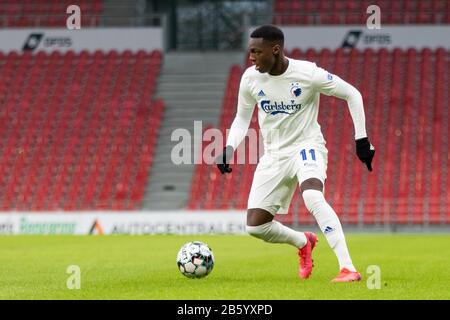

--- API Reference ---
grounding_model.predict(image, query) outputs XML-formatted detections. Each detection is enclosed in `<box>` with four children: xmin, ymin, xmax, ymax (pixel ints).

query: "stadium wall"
<box><xmin>1</xmin><ymin>212</ymin><xmax>448</xmax><ymax>235</ymax></box>
<box><xmin>0</xmin><ymin>211</ymin><xmax>246</xmax><ymax>235</ymax></box>
<box><xmin>247</xmin><ymin>25</ymin><xmax>450</xmax><ymax>50</ymax></box>
<box><xmin>0</xmin><ymin>27</ymin><xmax>163</xmax><ymax>53</ymax></box>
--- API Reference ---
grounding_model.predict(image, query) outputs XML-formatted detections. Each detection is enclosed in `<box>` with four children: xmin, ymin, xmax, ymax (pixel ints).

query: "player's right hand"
<box><xmin>215</xmin><ymin>146</ymin><xmax>234</xmax><ymax>174</ymax></box>
<box><xmin>355</xmin><ymin>137</ymin><xmax>375</xmax><ymax>172</ymax></box>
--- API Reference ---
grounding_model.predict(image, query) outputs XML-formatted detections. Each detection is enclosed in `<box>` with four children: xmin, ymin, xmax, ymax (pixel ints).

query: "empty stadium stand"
<box><xmin>0</xmin><ymin>0</ymin><xmax>104</xmax><ymax>27</ymax></box>
<box><xmin>143</xmin><ymin>52</ymin><xmax>243</xmax><ymax>210</ymax></box>
<box><xmin>273</xmin><ymin>0</ymin><xmax>450</xmax><ymax>25</ymax></box>
<box><xmin>0</xmin><ymin>49</ymin><xmax>163</xmax><ymax>210</ymax></box>
<box><xmin>188</xmin><ymin>47</ymin><xmax>450</xmax><ymax>225</ymax></box>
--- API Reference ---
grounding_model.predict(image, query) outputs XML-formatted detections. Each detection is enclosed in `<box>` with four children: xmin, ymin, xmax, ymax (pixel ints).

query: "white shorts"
<box><xmin>247</xmin><ymin>144</ymin><xmax>328</xmax><ymax>215</ymax></box>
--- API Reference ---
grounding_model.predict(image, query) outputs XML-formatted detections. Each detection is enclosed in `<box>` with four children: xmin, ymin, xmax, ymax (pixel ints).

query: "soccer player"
<box><xmin>216</xmin><ymin>25</ymin><xmax>375</xmax><ymax>282</ymax></box>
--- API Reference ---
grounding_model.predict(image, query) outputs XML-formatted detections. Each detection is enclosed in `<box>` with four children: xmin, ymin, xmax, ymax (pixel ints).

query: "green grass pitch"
<box><xmin>0</xmin><ymin>234</ymin><xmax>449</xmax><ymax>300</ymax></box>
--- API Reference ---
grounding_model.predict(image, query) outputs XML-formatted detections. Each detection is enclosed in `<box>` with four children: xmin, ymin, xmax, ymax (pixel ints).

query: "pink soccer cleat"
<box><xmin>331</xmin><ymin>268</ymin><xmax>362</xmax><ymax>283</ymax></box>
<box><xmin>298</xmin><ymin>232</ymin><xmax>318</xmax><ymax>279</ymax></box>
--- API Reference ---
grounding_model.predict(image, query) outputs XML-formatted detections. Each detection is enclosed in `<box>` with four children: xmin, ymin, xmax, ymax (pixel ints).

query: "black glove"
<box><xmin>356</xmin><ymin>137</ymin><xmax>375</xmax><ymax>172</ymax></box>
<box><xmin>215</xmin><ymin>146</ymin><xmax>234</xmax><ymax>174</ymax></box>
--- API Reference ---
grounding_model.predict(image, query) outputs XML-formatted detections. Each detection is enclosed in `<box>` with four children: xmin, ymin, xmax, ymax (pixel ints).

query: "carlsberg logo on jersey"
<box><xmin>260</xmin><ymin>100</ymin><xmax>302</xmax><ymax>115</ymax></box>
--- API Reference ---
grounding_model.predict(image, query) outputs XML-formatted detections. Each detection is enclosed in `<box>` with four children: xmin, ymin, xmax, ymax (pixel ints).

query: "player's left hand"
<box><xmin>215</xmin><ymin>146</ymin><xmax>234</xmax><ymax>174</ymax></box>
<box><xmin>355</xmin><ymin>137</ymin><xmax>375</xmax><ymax>172</ymax></box>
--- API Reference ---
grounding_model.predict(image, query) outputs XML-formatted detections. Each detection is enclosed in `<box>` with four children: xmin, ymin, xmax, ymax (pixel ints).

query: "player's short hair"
<box><xmin>250</xmin><ymin>25</ymin><xmax>284</xmax><ymax>46</ymax></box>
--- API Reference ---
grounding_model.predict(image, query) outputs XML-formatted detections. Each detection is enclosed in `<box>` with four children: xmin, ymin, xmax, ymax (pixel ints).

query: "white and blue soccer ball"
<box><xmin>176</xmin><ymin>241</ymin><xmax>214</xmax><ymax>278</ymax></box>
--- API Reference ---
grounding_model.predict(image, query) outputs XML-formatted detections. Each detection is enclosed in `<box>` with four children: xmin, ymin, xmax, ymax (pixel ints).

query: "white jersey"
<box><xmin>226</xmin><ymin>57</ymin><xmax>367</xmax><ymax>156</ymax></box>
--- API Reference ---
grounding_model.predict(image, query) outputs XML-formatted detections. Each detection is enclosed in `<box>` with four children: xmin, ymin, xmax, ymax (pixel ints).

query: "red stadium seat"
<box><xmin>0</xmin><ymin>0</ymin><xmax>104</xmax><ymax>27</ymax></box>
<box><xmin>0</xmin><ymin>49</ymin><xmax>164</xmax><ymax>211</ymax></box>
<box><xmin>272</xmin><ymin>0</ymin><xmax>449</xmax><ymax>25</ymax></box>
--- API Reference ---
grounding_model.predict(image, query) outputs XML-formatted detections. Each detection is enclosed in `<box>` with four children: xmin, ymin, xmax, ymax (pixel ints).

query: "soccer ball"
<box><xmin>176</xmin><ymin>241</ymin><xmax>214</xmax><ymax>278</ymax></box>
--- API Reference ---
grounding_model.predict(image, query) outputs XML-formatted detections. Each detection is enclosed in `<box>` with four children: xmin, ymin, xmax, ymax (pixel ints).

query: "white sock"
<box><xmin>246</xmin><ymin>221</ymin><xmax>307</xmax><ymax>249</ymax></box>
<box><xmin>303</xmin><ymin>189</ymin><xmax>356</xmax><ymax>272</ymax></box>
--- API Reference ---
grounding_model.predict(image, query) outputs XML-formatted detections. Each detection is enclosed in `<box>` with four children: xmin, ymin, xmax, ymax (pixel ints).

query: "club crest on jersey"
<box><xmin>260</xmin><ymin>100</ymin><xmax>302</xmax><ymax>115</ymax></box>
<box><xmin>290</xmin><ymin>83</ymin><xmax>302</xmax><ymax>98</ymax></box>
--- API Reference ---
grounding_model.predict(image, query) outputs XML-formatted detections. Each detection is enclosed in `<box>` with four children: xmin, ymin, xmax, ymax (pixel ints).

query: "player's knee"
<box><xmin>246</xmin><ymin>222</ymin><xmax>271</xmax><ymax>240</ymax></box>
<box><xmin>302</xmin><ymin>189</ymin><xmax>325</xmax><ymax>213</ymax></box>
